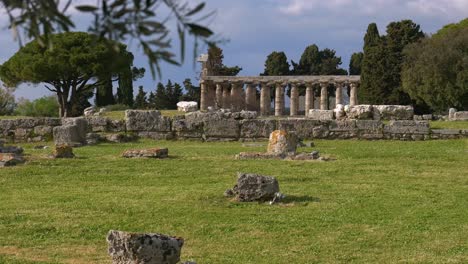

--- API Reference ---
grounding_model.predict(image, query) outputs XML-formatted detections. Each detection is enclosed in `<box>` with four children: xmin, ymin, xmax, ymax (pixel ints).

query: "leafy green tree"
<box><xmin>433</xmin><ymin>18</ymin><xmax>468</xmax><ymax>38</ymax></box>
<box><xmin>154</xmin><ymin>82</ymin><xmax>168</xmax><ymax>109</ymax></box>
<box><xmin>171</xmin><ymin>82</ymin><xmax>184</xmax><ymax>108</ymax></box>
<box><xmin>207</xmin><ymin>45</ymin><xmax>242</xmax><ymax>76</ymax></box>
<box><xmin>402</xmin><ymin>26</ymin><xmax>468</xmax><ymax>113</ymax></box>
<box><xmin>180</xmin><ymin>78</ymin><xmax>200</xmax><ymax>104</ymax></box>
<box><xmin>0</xmin><ymin>32</ymin><xmax>132</xmax><ymax>117</ymax></box>
<box><xmin>14</xmin><ymin>96</ymin><xmax>59</xmax><ymax>117</ymax></box>
<box><xmin>134</xmin><ymin>86</ymin><xmax>148</xmax><ymax>109</ymax></box>
<box><xmin>0</xmin><ymin>87</ymin><xmax>15</xmax><ymax>115</ymax></box>
<box><xmin>1</xmin><ymin>0</ymin><xmax>216</xmax><ymax>78</ymax></box>
<box><xmin>263</xmin><ymin>51</ymin><xmax>290</xmax><ymax>76</ymax></box>
<box><xmin>349</xmin><ymin>52</ymin><xmax>363</xmax><ymax>75</ymax></box>
<box><xmin>384</xmin><ymin>20</ymin><xmax>425</xmax><ymax>104</ymax></box>
<box><xmin>291</xmin><ymin>45</ymin><xmax>321</xmax><ymax>75</ymax></box>
<box><xmin>360</xmin><ymin>21</ymin><xmax>424</xmax><ymax>105</ymax></box>
<box><xmin>147</xmin><ymin>91</ymin><xmax>157</xmax><ymax>109</ymax></box>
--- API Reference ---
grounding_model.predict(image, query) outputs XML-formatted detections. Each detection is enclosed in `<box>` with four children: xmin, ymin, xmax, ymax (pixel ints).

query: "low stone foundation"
<box><xmin>1</xmin><ymin>109</ymin><xmax>467</xmax><ymax>143</ymax></box>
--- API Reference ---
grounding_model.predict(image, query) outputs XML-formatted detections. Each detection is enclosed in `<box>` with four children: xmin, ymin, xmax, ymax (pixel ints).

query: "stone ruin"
<box><xmin>52</xmin><ymin>144</ymin><xmax>75</xmax><ymax>159</ymax></box>
<box><xmin>449</xmin><ymin>108</ymin><xmax>468</xmax><ymax>121</ymax></box>
<box><xmin>225</xmin><ymin>173</ymin><xmax>281</xmax><ymax>203</ymax></box>
<box><xmin>237</xmin><ymin>130</ymin><xmax>328</xmax><ymax>161</ymax></box>
<box><xmin>122</xmin><ymin>148</ymin><xmax>168</xmax><ymax>159</ymax></box>
<box><xmin>0</xmin><ymin>140</ymin><xmax>25</xmax><ymax>167</ymax></box>
<box><xmin>107</xmin><ymin>230</ymin><xmax>184</xmax><ymax>264</ymax></box>
<box><xmin>177</xmin><ymin>101</ymin><xmax>198</xmax><ymax>112</ymax></box>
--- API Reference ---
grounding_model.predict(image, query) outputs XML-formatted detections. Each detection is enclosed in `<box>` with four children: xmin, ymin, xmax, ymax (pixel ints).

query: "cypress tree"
<box><xmin>117</xmin><ymin>66</ymin><xmax>134</xmax><ymax>107</ymax></box>
<box><xmin>349</xmin><ymin>52</ymin><xmax>363</xmax><ymax>75</ymax></box>
<box><xmin>95</xmin><ymin>75</ymin><xmax>115</xmax><ymax>107</ymax></box>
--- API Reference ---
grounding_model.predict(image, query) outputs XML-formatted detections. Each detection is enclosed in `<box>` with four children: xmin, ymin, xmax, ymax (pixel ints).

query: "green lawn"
<box><xmin>429</xmin><ymin>120</ymin><xmax>468</xmax><ymax>130</ymax></box>
<box><xmin>0</xmin><ymin>139</ymin><xmax>467</xmax><ymax>263</ymax></box>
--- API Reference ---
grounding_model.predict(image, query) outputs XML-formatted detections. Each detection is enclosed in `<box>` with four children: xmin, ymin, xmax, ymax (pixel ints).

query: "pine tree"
<box><xmin>154</xmin><ymin>82</ymin><xmax>167</xmax><ymax>110</ymax></box>
<box><xmin>134</xmin><ymin>86</ymin><xmax>147</xmax><ymax>109</ymax></box>
<box><xmin>147</xmin><ymin>91</ymin><xmax>157</xmax><ymax>109</ymax></box>
<box><xmin>171</xmin><ymin>82</ymin><xmax>183</xmax><ymax>109</ymax></box>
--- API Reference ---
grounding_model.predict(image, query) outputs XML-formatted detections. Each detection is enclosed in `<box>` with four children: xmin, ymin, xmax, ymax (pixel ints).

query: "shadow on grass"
<box><xmin>282</xmin><ymin>195</ymin><xmax>320</xmax><ymax>203</ymax></box>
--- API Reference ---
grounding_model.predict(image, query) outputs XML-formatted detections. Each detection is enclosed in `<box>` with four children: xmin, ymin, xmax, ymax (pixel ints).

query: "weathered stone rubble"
<box><xmin>225</xmin><ymin>173</ymin><xmax>280</xmax><ymax>202</ymax></box>
<box><xmin>107</xmin><ymin>230</ymin><xmax>184</xmax><ymax>264</ymax></box>
<box><xmin>52</xmin><ymin>144</ymin><xmax>75</xmax><ymax>159</ymax></box>
<box><xmin>0</xmin><ymin>141</ymin><xmax>25</xmax><ymax>167</ymax></box>
<box><xmin>122</xmin><ymin>148</ymin><xmax>168</xmax><ymax>158</ymax></box>
<box><xmin>1</xmin><ymin>109</ymin><xmax>467</xmax><ymax>143</ymax></box>
<box><xmin>53</xmin><ymin>117</ymin><xmax>88</xmax><ymax>146</ymax></box>
<box><xmin>449</xmin><ymin>108</ymin><xmax>468</xmax><ymax>121</ymax></box>
<box><xmin>177</xmin><ymin>101</ymin><xmax>198</xmax><ymax>112</ymax></box>
<box><xmin>0</xmin><ymin>153</ymin><xmax>25</xmax><ymax>167</ymax></box>
<box><xmin>237</xmin><ymin>130</ymin><xmax>325</xmax><ymax>161</ymax></box>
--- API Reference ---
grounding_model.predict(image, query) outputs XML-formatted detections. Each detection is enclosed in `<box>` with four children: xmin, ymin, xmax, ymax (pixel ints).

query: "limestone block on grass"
<box><xmin>125</xmin><ymin>110</ymin><xmax>171</xmax><ymax>132</ymax></box>
<box><xmin>122</xmin><ymin>148</ymin><xmax>168</xmax><ymax>158</ymax></box>
<box><xmin>62</xmin><ymin>117</ymin><xmax>88</xmax><ymax>136</ymax></box>
<box><xmin>373</xmin><ymin>105</ymin><xmax>414</xmax><ymax>120</ymax></box>
<box><xmin>107</xmin><ymin>230</ymin><xmax>184</xmax><ymax>264</ymax></box>
<box><xmin>53</xmin><ymin>125</ymin><xmax>86</xmax><ymax>146</ymax></box>
<box><xmin>240</xmin><ymin>119</ymin><xmax>276</xmax><ymax>138</ymax></box>
<box><xmin>177</xmin><ymin>101</ymin><xmax>198</xmax><ymax>112</ymax></box>
<box><xmin>347</xmin><ymin>105</ymin><xmax>374</xmax><ymax>120</ymax></box>
<box><xmin>384</xmin><ymin>120</ymin><xmax>430</xmax><ymax>134</ymax></box>
<box><xmin>0</xmin><ymin>153</ymin><xmax>25</xmax><ymax>167</ymax></box>
<box><xmin>229</xmin><ymin>173</ymin><xmax>280</xmax><ymax>202</ymax></box>
<box><xmin>52</xmin><ymin>145</ymin><xmax>75</xmax><ymax>159</ymax></box>
<box><xmin>267</xmin><ymin>130</ymin><xmax>297</xmax><ymax>155</ymax></box>
<box><xmin>453</xmin><ymin>111</ymin><xmax>468</xmax><ymax>121</ymax></box>
<box><xmin>308</xmin><ymin>109</ymin><xmax>334</xmax><ymax>120</ymax></box>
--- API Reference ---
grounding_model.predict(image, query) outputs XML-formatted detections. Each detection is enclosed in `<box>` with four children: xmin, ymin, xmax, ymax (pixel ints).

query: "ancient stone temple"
<box><xmin>197</xmin><ymin>54</ymin><xmax>361</xmax><ymax>116</ymax></box>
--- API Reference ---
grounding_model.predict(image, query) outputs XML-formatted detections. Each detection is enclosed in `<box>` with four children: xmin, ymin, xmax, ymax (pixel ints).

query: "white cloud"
<box><xmin>278</xmin><ymin>0</ymin><xmax>468</xmax><ymax>17</ymax></box>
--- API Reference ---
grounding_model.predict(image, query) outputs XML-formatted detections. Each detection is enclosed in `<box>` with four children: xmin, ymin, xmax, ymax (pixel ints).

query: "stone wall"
<box><xmin>1</xmin><ymin>110</ymin><xmax>467</xmax><ymax>143</ymax></box>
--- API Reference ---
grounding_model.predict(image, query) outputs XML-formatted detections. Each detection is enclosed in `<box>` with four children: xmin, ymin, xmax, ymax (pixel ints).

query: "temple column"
<box><xmin>222</xmin><ymin>84</ymin><xmax>230</xmax><ymax>109</ymax></box>
<box><xmin>335</xmin><ymin>82</ymin><xmax>343</xmax><ymax>106</ymax></box>
<box><xmin>350</xmin><ymin>82</ymin><xmax>358</xmax><ymax>106</ymax></box>
<box><xmin>260</xmin><ymin>84</ymin><xmax>271</xmax><ymax>116</ymax></box>
<box><xmin>207</xmin><ymin>82</ymin><xmax>216</xmax><ymax>108</ymax></box>
<box><xmin>305</xmin><ymin>83</ymin><xmax>314</xmax><ymax>115</ymax></box>
<box><xmin>245</xmin><ymin>83</ymin><xmax>256</xmax><ymax>111</ymax></box>
<box><xmin>230</xmin><ymin>82</ymin><xmax>243</xmax><ymax>111</ymax></box>
<box><xmin>320</xmin><ymin>82</ymin><xmax>328</xmax><ymax>110</ymax></box>
<box><xmin>215</xmin><ymin>83</ymin><xmax>223</xmax><ymax>109</ymax></box>
<box><xmin>200</xmin><ymin>80</ymin><xmax>208</xmax><ymax>111</ymax></box>
<box><xmin>275</xmin><ymin>83</ymin><xmax>285</xmax><ymax>116</ymax></box>
<box><xmin>290</xmin><ymin>83</ymin><xmax>299</xmax><ymax>116</ymax></box>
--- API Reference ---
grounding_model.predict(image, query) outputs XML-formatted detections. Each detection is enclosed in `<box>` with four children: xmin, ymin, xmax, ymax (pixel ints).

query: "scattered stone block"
<box><xmin>453</xmin><ymin>111</ymin><xmax>468</xmax><ymax>121</ymax></box>
<box><xmin>226</xmin><ymin>173</ymin><xmax>280</xmax><ymax>202</ymax></box>
<box><xmin>308</xmin><ymin>109</ymin><xmax>334</xmax><ymax>120</ymax></box>
<box><xmin>267</xmin><ymin>130</ymin><xmax>297</xmax><ymax>155</ymax></box>
<box><xmin>236</xmin><ymin>152</ymin><xmax>283</xmax><ymax>160</ymax></box>
<box><xmin>0</xmin><ymin>153</ymin><xmax>25</xmax><ymax>167</ymax></box>
<box><xmin>373</xmin><ymin>105</ymin><xmax>414</xmax><ymax>120</ymax></box>
<box><xmin>52</xmin><ymin>145</ymin><xmax>75</xmax><ymax>159</ymax></box>
<box><xmin>107</xmin><ymin>230</ymin><xmax>184</xmax><ymax>264</ymax></box>
<box><xmin>177</xmin><ymin>101</ymin><xmax>198</xmax><ymax>112</ymax></box>
<box><xmin>334</xmin><ymin>104</ymin><xmax>346</xmax><ymax>120</ymax></box>
<box><xmin>84</xmin><ymin>106</ymin><xmax>97</xmax><ymax>117</ymax></box>
<box><xmin>347</xmin><ymin>105</ymin><xmax>374</xmax><ymax>120</ymax></box>
<box><xmin>0</xmin><ymin>145</ymin><xmax>23</xmax><ymax>154</ymax></box>
<box><xmin>122</xmin><ymin>148</ymin><xmax>168</xmax><ymax>158</ymax></box>
<box><xmin>53</xmin><ymin>125</ymin><xmax>83</xmax><ymax>146</ymax></box>
<box><xmin>125</xmin><ymin>110</ymin><xmax>172</xmax><ymax>132</ymax></box>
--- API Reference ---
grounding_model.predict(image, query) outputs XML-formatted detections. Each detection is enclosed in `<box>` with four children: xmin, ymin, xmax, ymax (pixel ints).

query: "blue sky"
<box><xmin>1</xmin><ymin>0</ymin><xmax>467</xmax><ymax>100</ymax></box>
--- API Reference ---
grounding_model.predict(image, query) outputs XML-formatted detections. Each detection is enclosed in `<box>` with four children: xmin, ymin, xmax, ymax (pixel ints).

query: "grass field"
<box><xmin>0</xmin><ymin>139</ymin><xmax>467</xmax><ymax>263</ymax></box>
